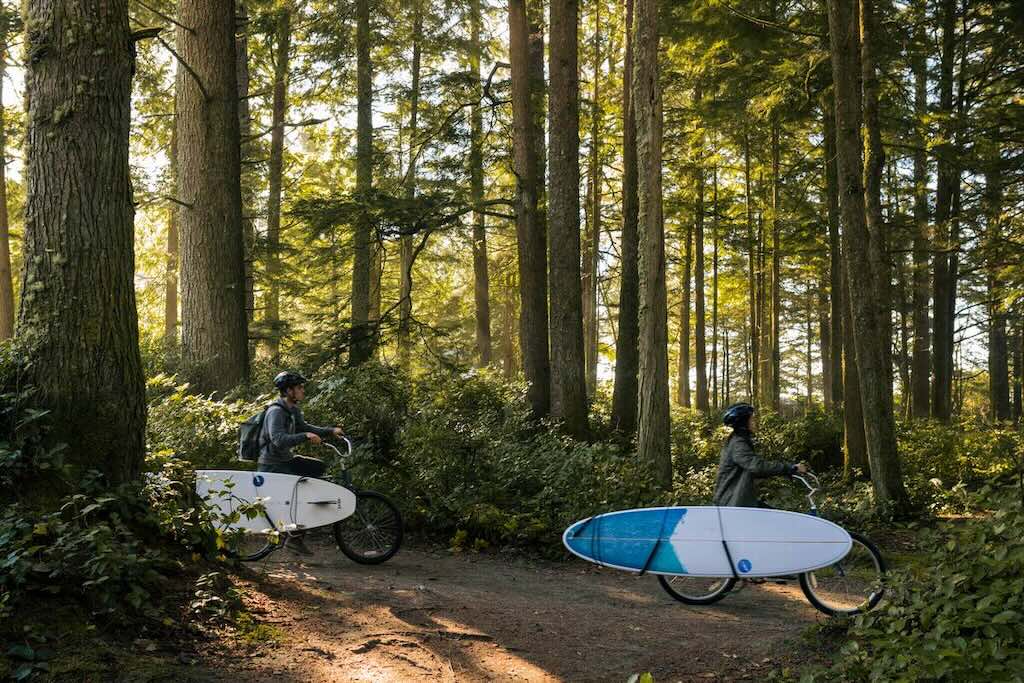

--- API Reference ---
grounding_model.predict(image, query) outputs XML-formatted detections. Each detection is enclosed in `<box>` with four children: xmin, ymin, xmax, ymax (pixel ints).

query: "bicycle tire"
<box><xmin>658</xmin><ymin>575</ymin><xmax>737</xmax><ymax>605</ymax></box>
<box><xmin>223</xmin><ymin>516</ymin><xmax>279</xmax><ymax>562</ymax></box>
<box><xmin>799</xmin><ymin>531</ymin><xmax>886</xmax><ymax>617</ymax></box>
<box><xmin>333</xmin><ymin>491</ymin><xmax>403</xmax><ymax>565</ymax></box>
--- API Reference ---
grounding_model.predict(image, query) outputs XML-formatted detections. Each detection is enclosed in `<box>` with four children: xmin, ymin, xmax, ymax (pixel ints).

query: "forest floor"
<box><xmin>184</xmin><ymin>533</ymin><xmax>832</xmax><ymax>682</ymax></box>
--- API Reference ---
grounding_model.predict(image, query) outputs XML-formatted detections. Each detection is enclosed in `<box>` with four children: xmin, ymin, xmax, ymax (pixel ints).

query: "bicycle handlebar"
<box><xmin>320</xmin><ymin>435</ymin><xmax>353</xmax><ymax>461</ymax></box>
<box><xmin>791</xmin><ymin>471</ymin><xmax>820</xmax><ymax>511</ymax></box>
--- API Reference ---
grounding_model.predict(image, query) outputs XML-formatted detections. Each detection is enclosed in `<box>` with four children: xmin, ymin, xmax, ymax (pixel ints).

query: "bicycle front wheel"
<box><xmin>658</xmin><ymin>575</ymin><xmax>737</xmax><ymax>605</ymax></box>
<box><xmin>800</xmin><ymin>531</ymin><xmax>886</xmax><ymax>617</ymax></box>
<box><xmin>333</xmin><ymin>491</ymin><xmax>403</xmax><ymax>565</ymax></box>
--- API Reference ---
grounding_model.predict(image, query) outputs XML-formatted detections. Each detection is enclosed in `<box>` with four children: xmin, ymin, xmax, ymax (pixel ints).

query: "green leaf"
<box><xmin>992</xmin><ymin>610</ymin><xmax>1020</xmax><ymax>624</ymax></box>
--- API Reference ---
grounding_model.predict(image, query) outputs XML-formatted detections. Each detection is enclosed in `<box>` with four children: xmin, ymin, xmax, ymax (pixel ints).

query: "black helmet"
<box><xmin>273</xmin><ymin>371</ymin><xmax>307</xmax><ymax>392</ymax></box>
<box><xmin>722</xmin><ymin>402</ymin><xmax>755</xmax><ymax>428</ymax></box>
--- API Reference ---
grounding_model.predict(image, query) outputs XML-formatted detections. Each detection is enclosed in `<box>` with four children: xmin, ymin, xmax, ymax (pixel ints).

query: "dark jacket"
<box><xmin>258</xmin><ymin>399</ymin><xmax>334</xmax><ymax>465</ymax></box>
<box><xmin>711</xmin><ymin>430</ymin><xmax>795</xmax><ymax>507</ymax></box>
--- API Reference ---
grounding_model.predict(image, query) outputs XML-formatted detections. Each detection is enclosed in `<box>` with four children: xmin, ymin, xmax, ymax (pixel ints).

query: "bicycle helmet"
<box><xmin>273</xmin><ymin>371</ymin><xmax>308</xmax><ymax>392</ymax></box>
<box><xmin>722</xmin><ymin>402</ymin><xmax>755</xmax><ymax>428</ymax></box>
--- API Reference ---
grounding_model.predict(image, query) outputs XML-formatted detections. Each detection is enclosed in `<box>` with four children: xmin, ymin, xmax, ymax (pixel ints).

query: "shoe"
<box><xmin>284</xmin><ymin>534</ymin><xmax>313</xmax><ymax>556</ymax></box>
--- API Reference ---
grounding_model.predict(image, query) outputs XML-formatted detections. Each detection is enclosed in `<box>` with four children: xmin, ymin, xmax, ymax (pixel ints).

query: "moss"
<box><xmin>234</xmin><ymin>612</ymin><xmax>283</xmax><ymax>646</ymax></box>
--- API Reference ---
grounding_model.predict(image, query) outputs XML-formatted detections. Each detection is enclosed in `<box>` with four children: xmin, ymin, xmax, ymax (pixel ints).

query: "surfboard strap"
<box><xmin>715</xmin><ymin>506</ymin><xmax>741</xmax><ymax>579</ymax></box>
<box><xmin>638</xmin><ymin>507</ymin><xmax>673</xmax><ymax>577</ymax></box>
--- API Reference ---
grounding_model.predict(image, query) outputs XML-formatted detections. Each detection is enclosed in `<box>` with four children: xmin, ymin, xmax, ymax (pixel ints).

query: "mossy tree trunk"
<box><xmin>18</xmin><ymin>0</ymin><xmax>145</xmax><ymax>484</ymax></box>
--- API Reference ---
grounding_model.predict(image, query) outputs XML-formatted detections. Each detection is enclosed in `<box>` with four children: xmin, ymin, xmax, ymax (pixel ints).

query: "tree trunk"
<box><xmin>399</xmin><ymin>0</ymin><xmax>422</xmax><ymax>364</ymax></box>
<box><xmin>828</xmin><ymin>0</ymin><xmax>906</xmax><ymax>506</ymax></box>
<box><xmin>744</xmin><ymin>130</ymin><xmax>759</xmax><ymax>404</ymax></box>
<box><xmin>986</xmin><ymin>161</ymin><xmax>1010</xmax><ymax>421</ymax></box>
<box><xmin>165</xmin><ymin>108</ymin><xmax>179</xmax><ymax>351</ymax></box>
<box><xmin>634</xmin><ymin>0</ymin><xmax>671</xmax><ymax>489</ymax></box>
<box><xmin>509</xmin><ymin>0</ymin><xmax>550</xmax><ymax>417</ymax></box>
<box><xmin>843</xmin><ymin>273</ymin><xmax>869</xmax><ymax>475</ymax></box>
<box><xmin>931</xmin><ymin>0</ymin><xmax>958</xmax><ymax>421</ymax></box>
<box><xmin>548</xmin><ymin>0</ymin><xmax>588</xmax><ymax>437</ymax></box>
<box><xmin>806</xmin><ymin>289</ymin><xmax>814</xmax><ymax>407</ymax></box>
<box><xmin>582</xmin><ymin>0</ymin><xmax>601</xmax><ymax>396</ymax></box>
<box><xmin>0</xmin><ymin>38</ymin><xmax>13</xmax><ymax>340</ymax></box>
<box><xmin>265</xmin><ymin>7</ymin><xmax>290</xmax><ymax>363</ymax></box>
<box><xmin>694</xmin><ymin>94</ymin><xmax>708</xmax><ymax>412</ymax></box>
<box><xmin>768</xmin><ymin>120</ymin><xmax>781</xmax><ymax>411</ymax></box>
<box><xmin>470</xmin><ymin>0</ymin><xmax>492</xmax><ymax>367</ymax></box>
<box><xmin>237</xmin><ymin>3</ymin><xmax>255</xmax><ymax>332</ymax></box>
<box><xmin>178</xmin><ymin>0</ymin><xmax>249</xmax><ymax>393</ymax></box>
<box><xmin>18</xmin><ymin>0</ymin><xmax>145</xmax><ymax>483</ymax></box>
<box><xmin>678</xmin><ymin>222</ymin><xmax>691</xmax><ymax>407</ymax></box>
<box><xmin>611</xmin><ymin>0</ymin><xmax>640</xmax><ymax>433</ymax></box>
<box><xmin>910</xmin><ymin>19</ymin><xmax>931</xmax><ymax>418</ymax></box>
<box><xmin>711</xmin><ymin>163</ymin><xmax>719</xmax><ymax>410</ymax></box>
<box><xmin>860</xmin><ymin>0</ymin><xmax>892</xmax><ymax>396</ymax></box>
<box><xmin>1013</xmin><ymin>321</ymin><xmax>1022</xmax><ymax>424</ymax></box>
<box><xmin>349</xmin><ymin>0</ymin><xmax>375</xmax><ymax>366</ymax></box>
<box><xmin>819</xmin><ymin>270</ymin><xmax>831</xmax><ymax>408</ymax></box>
<box><xmin>824</xmin><ymin>98</ymin><xmax>844</xmax><ymax>407</ymax></box>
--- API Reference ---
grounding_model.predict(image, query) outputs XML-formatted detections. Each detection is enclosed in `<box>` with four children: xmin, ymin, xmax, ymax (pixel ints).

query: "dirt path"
<box><xmin>195</xmin><ymin>536</ymin><xmax>826</xmax><ymax>682</ymax></box>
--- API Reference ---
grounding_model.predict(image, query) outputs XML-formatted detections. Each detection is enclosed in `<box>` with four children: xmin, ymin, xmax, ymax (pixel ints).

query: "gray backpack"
<box><xmin>237</xmin><ymin>404</ymin><xmax>283</xmax><ymax>461</ymax></box>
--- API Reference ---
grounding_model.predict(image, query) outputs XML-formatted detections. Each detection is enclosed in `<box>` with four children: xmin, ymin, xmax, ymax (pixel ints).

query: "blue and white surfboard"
<box><xmin>563</xmin><ymin>506</ymin><xmax>852</xmax><ymax>578</ymax></box>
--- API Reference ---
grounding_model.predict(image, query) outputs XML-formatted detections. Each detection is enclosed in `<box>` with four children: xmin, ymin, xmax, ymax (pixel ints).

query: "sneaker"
<box><xmin>284</xmin><ymin>534</ymin><xmax>313</xmax><ymax>556</ymax></box>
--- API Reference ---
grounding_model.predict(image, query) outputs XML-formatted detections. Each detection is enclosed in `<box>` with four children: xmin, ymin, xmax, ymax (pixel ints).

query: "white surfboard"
<box><xmin>563</xmin><ymin>506</ymin><xmax>852</xmax><ymax>578</ymax></box>
<box><xmin>196</xmin><ymin>470</ymin><xmax>357</xmax><ymax>533</ymax></box>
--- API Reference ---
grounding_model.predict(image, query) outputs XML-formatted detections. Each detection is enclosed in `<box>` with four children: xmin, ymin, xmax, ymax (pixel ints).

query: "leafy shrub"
<box><xmin>798</xmin><ymin>483</ymin><xmax>1024</xmax><ymax>682</ymax></box>
<box><xmin>146</xmin><ymin>374</ymin><xmax>265</xmax><ymax>471</ymax></box>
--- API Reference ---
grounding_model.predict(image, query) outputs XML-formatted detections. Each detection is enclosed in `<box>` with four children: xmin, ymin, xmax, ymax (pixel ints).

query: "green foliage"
<box><xmin>796</xmin><ymin>484</ymin><xmax>1024</xmax><ymax>682</ymax></box>
<box><xmin>146</xmin><ymin>374</ymin><xmax>266</xmax><ymax>471</ymax></box>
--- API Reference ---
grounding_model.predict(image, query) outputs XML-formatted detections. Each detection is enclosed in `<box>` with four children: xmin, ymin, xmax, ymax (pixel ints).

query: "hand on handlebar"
<box><xmin>305</xmin><ymin>432</ymin><xmax>323</xmax><ymax>444</ymax></box>
<box><xmin>794</xmin><ymin>462</ymin><xmax>809</xmax><ymax>474</ymax></box>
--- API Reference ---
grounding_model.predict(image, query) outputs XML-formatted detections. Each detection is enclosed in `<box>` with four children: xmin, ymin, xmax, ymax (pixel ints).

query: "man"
<box><xmin>258</xmin><ymin>371</ymin><xmax>345</xmax><ymax>554</ymax></box>
<box><xmin>711</xmin><ymin>402</ymin><xmax>807</xmax><ymax>508</ymax></box>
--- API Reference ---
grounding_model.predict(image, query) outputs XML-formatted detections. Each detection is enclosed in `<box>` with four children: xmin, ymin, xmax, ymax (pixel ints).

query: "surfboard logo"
<box><xmin>737</xmin><ymin>559</ymin><xmax>752</xmax><ymax>573</ymax></box>
<box><xmin>253</xmin><ymin>475</ymin><xmax>265</xmax><ymax>487</ymax></box>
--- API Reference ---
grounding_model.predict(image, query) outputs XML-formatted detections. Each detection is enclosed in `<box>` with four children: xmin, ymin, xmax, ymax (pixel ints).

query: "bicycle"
<box><xmin>657</xmin><ymin>472</ymin><xmax>886</xmax><ymax>617</ymax></box>
<box><xmin>227</xmin><ymin>436</ymin><xmax>403</xmax><ymax>565</ymax></box>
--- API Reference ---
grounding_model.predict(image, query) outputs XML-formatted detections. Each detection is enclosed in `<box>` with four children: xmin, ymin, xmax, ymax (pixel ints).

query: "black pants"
<box><xmin>257</xmin><ymin>455</ymin><xmax>326</xmax><ymax>478</ymax></box>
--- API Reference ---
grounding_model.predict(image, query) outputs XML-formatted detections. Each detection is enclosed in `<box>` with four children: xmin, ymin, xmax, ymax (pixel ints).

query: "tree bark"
<box><xmin>678</xmin><ymin>221</ymin><xmax>691</xmax><ymax>407</ymax></box>
<box><xmin>349</xmin><ymin>0</ymin><xmax>375</xmax><ymax>366</ymax></box>
<box><xmin>165</xmin><ymin>107</ymin><xmax>179</xmax><ymax>351</ymax></box>
<box><xmin>843</xmin><ymin>272</ymin><xmax>869</xmax><ymax>474</ymax></box>
<box><xmin>509</xmin><ymin>0</ymin><xmax>550</xmax><ymax>417</ymax></box>
<box><xmin>18</xmin><ymin>0</ymin><xmax>145</xmax><ymax>483</ymax></box>
<box><xmin>910</xmin><ymin>17</ymin><xmax>931</xmax><ymax>418</ymax></box>
<box><xmin>694</xmin><ymin>92</ymin><xmax>708</xmax><ymax>412</ymax></box>
<box><xmin>399</xmin><ymin>0</ymin><xmax>422</xmax><ymax>364</ymax></box>
<box><xmin>711</xmin><ymin>163</ymin><xmax>719</xmax><ymax>410</ymax></box>
<box><xmin>824</xmin><ymin>98</ymin><xmax>844</xmax><ymax>407</ymax></box>
<box><xmin>265</xmin><ymin>7</ymin><xmax>290</xmax><ymax>363</ymax></box>
<box><xmin>547</xmin><ymin>0</ymin><xmax>588</xmax><ymax>436</ymax></box>
<box><xmin>470</xmin><ymin>0</ymin><xmax>492</xmax><ymax>367</ymax></box>
<box><xmin>611</xmin><ymin>0</ymin><xmax>640</xmax><ymax>433</ymax></box>
<box><xmin>0</xmin><ymin>37</ymin><xmax>13</xmax><ymax>340</ymax></box>
<box><xmin>744</xmin><ymin>129</ymin><xmax>759</xmax><ymax>404</ymax></box>
<box><xmin>178</xmin><ymin>0</ymin><xmax>249</xmax><ymax>393</ymax></box>
<box><xmin>931</xmin><ymin>0</ymin><xmax>958</xmax><ymax>421</ymax></box>
<box><xmin>768</xmin><ymin>120</ymin><xmax>781</xmax><ymax>411</ymax></box>
<box><xmin>237</xmin><ymin>3</ymin><xmax>255</xmax><ymax>332</ymax></box>
<box><xmin>828</xmin><ymin>0</ymin><xmax>906</xmax><ymax>506</ymax></box>
<box><xmin>582</xmin><ymin>0</ymin><xmax>601</xmax><ymax>396</ymax></box>
<box><xmin>860</xmin><ymin>0</ymin><xmax>892</xmax><ymax>397</ymax></box>
<box><xmin>1013</xmin><ymin>321</ymin><xmax>1022</xmax><ymax>424</ymax></box>
<box><xmin>634</xmin><ymin>0</ymin><xmax>671</xmax><ymax>489</ymax></box>
<box><xmin>986</xmin><ymin>160</ymin><xmax>1010</xmax><ymax>421</ymax></box>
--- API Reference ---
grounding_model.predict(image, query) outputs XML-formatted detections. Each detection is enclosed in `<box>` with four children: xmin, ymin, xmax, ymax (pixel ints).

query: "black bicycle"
<box><xmin>228</xmin><ymin>437</ymin><xmax>403</xmax><ymax>565</ymax></box>
<box><xmin>657</xmin><ymin>473</ymin><xmax>886</xmax><ymax>617</ymax></box>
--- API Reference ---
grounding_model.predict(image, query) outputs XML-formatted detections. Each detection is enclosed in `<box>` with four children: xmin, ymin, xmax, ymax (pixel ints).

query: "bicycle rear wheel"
<box><xmin>658</xmin><ymin>575</ymin><xmax>737</xmax><ymax>605</ymax></box>
<box><xmin>223</xmin><ymin>527</ymin><xmax>278</xmax><ymax>562</ymax></box>
<box><xmin>333</xmin><ymin>491</ymin><xmax>403</xmax><ymax>565</ymax></box>
<box><xmin>799</xmin><ymin>531</ymin><xmax>886</xmax><ymax>616</ymax></box>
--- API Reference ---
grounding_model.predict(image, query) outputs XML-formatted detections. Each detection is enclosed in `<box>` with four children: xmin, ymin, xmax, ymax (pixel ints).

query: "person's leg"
<box><xmin>284</xmin><ymin>455</ymin><xmax>327</xmax><ymax>479</ymax></box>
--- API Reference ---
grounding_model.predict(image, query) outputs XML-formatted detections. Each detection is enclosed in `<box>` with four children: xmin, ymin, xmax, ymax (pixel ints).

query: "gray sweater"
<box><xmin>258</xmin><ymin>399</ymin><xmax>334</xmax><ymax>465</ymax></box>
<box><xmin>711</xmin><ymin>431</ymin><xmax>794</xmax><ymax>507</ymax></box>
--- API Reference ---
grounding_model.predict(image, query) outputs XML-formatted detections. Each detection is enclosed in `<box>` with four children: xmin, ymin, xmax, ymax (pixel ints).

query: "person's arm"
<box><xmin>293</xmin><ymin>409</ymin><xmax>337</xmax><ymax>439</ymax></box>
<box><xmin>267</xmin><ymin>406</ymin><xmax>308</xmax><ymax>449</ymax></box>
<box><xmin>729</xmin><ymin>437</ymin><xmax>795</xmax><ymax>478</ymax></box>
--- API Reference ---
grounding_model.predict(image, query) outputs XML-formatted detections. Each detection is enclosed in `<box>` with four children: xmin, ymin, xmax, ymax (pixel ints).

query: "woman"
<box><xmin>711</xmin><ymin>402</ymin><xmax>806</xmax><ymax>507</ymax></box>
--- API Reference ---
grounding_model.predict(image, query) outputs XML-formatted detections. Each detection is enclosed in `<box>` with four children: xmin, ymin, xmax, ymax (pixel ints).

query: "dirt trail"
<box><xmin>195</xmin><ymin>535</ymin><xmax>825</xmax><ymax>682</ymax></box>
